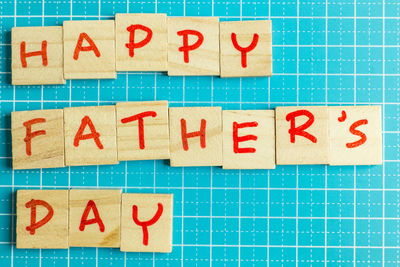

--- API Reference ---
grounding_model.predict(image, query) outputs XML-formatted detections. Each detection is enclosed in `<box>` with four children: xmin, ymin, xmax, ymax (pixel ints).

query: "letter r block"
<box><xmin>120</xmin><ymin>193</ymin><xmax>173</xmax><ymax>252</ymax></box>
<box><xmin>16</xmin><ymin>190</ymin><xmax>69</xmax><ymax>249</ymax></box>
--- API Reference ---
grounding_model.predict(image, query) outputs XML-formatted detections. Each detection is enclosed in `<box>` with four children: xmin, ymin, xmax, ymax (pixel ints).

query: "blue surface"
<box><xmin>0</xmin><ymin>0</ymin><xmax>399</xmax><ymax>266</ymax></box>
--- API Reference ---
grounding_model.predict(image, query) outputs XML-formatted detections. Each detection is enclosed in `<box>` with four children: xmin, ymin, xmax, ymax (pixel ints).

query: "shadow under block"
<box><xmin>120</xmin><ymin>193</ymin><xmax>173</xmax><ymax>252</ymax></box>
<box><xmin>64</xmin><ymin>105</ymin><xmax>118</xmax><ymax>166</ymax></box>
<box><xmin>12</xmin><ymin>109</ymin><xmax>65</xmax><ymax>169</ymax></box>
<box><xmin>116</xmin><ymin>13</ymin><xmax>167</xmax><ymax>71</ymax></box>
<box><xmin>169</xmin><ymin>107</ymin><xmax>222</xmax><ymax>166</ymax></box>
<box><xmin>12</xmin><ymin>26</ymin><xmax>65</xmax><ymax>85</ymax></box>
<box><xmin>69</xmin><ymin>189</ymin><xmax>121</xmax><ymax>247</ymax></box>
<box><xmin>220</xmin><ymin>20</ymin><xmax>272</xmax><ymax>77</ymax></box>
<box><xmin>222</xmin><ymin>110</ymin><xmax>275</xmax><ymax>169</ymax></box>
<box><xmin>63</xmin><ymin>20</ymin><xmax>116</xmax><ymax>79</ymax></box>
<box><xmin>17</xmin><ymin>190</ymin><xmax>69</xmax><ymax>249</ymax></box>
<box><xmin>276</xmin><ymin>106</ymin><xmax>329</xmax><ymax>165</ymax></box>
<box><xmin>167</xmin><ymin>17</ymin><xmax>220</xmax><ymax>76</ymax></box>
<box><xmin>329</xmin><ymin>106</ymin><xmax>382</xmax><ymax>165</ymax></box>
<box><xmin>116</xmin><ymin>101</ymin><xmax>170</xmax><ymax>161</ymax></box>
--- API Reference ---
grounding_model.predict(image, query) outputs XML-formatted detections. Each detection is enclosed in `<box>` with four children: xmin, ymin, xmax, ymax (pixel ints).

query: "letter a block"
<box><xmin>12</xmin><ymin>109</ymin><xmax>65</xmax><ymax>169</ymax></box>
<box><xmin>116</xmin><ymin>101</ymin><xmax>170</xmax><ymax>161</ymax></box>
<box><xmin>329</xmin><ymin>106</ymin><xmax>382</xmax><ymax>165</ymax></box>
<box><xmin>64</xmin><ymin>106</ymin><xmax>118</xmax><ymax>166</ymax></box>
<box><xmin>69</xmin><ymin>189</ymin><xmax>121</xmax><ymax>247</ymax></box>
<box><xmin>220</xmin><ymin>21</ymin><xmax>272</xmax><ymax>77</ymax></box>
<box><xmin>116</xmin><ymin>13</ymin><xmax>167</xmax><ymax>71</ymax></box>
<box><xmin>167</xmin><ymin>17</ymin><xmax>220</xmax><ymax>76</ymax></box>
<box><xmin>276</xmin><ymin>106</ymin><xmax>329</xmax><ymax>165</ymax></box>
<box><xmin>223</xmin><ymin>110</ymin><xmax>275</xmax><ymax>169</ymax></box>
<box><xmin>16</xmin><ymin>190</ymin><xmax>69</xmax><ymax>249</ymax></box>
<box><xmin>120</xmin><ymin>193</ymin><xmax>173</xmax><ymax>252</ymax></box>
<box><xmin>63</xmin><ymin>20</ymin><xmax>116</xmax><ymax>79</ymax></box>
<box><xmin>169</xmin><ymin>107</ymin><xmax>222</xmax><ymax>166</ymax></box>
<box><xmin>12</xmin><ymin>26</ymin><xmax>65</xmax><ymax>85</ymax></box>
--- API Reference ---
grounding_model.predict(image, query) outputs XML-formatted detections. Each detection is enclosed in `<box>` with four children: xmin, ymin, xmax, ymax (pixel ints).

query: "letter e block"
<box><xmin>329</xmin><ymin>106</ymin><xmax>382</xmax><ymax>165</ymax></box>
<box><xmin>69</xmin><ymin>189</ymin><xmax>121</xmax><ymax>247</ymax></box>
<box><xmin>276</xmin><ymin>106</ymin><xmax>329</xmax><ymax>165</ymax></box>
<box><xmin>168</xmin><ymin>17</ymin><xmax>220</xmax><ymax>76</ymax></box>
<box><xmin>17</xmin><ymin>190</ymin><xmax>68</xmax><ymax>249</ymax></box>
<box><xmin>169</xmin><ymin>107</ymin><xmax>222</xmax><ymax>166</ymax></box>
<box><xmin>12</xmin><ymin>109</ymin><xmax>65</xmax><ymax>169</ymax></box>
<box><xmin>220</xmin><ymin>21</ymin><xmax>272</xmax><ymax>77</ymax></box>
<box><xmin>116</xmin><ymin>101</ymin><xmax>169</xmax><ymax>161</ymax></box>
<box><xmin>64</xmin><ymin>106</ymin><xmax>118</xmax><ymax>166</ymax></box>
<box><xmin>121</xmin><ymin>193</ymin><xmax>173</xmax><ymax>252</ymax></box>
<box><xmin>223</xmin><ymin>110</ymin><xmax>275</xmax><ymax>169</ymax></box>
<box><xmin>12</xmin><ymin>26</ymin><xmax>65</xmax><ymax>85</ymax></box>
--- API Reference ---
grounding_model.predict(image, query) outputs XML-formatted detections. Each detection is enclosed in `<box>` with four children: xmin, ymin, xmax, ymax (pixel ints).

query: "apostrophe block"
<box><xmin>12</xmin><ymin>26</ymin><xmax>65</xmax><ymax>85</ymax></box>
<box><xmin>276</xmin><ymin>106</ymin><xmax>329</xmax><ymax>165</ymax></box>
<box><xmin>116</xmin><ymin>101</ymin><xmax>170</xmax><ymax>161</ymax></box>
<box><xmin>116</xmin><ymin>13</ymin><xmax>167</xmax><ymax>71</ymax></box>
<box><xmin>69</xmin><ymin>189</ymin><xmax>121</xmax><ymax>247</ymax></box>
<box><xmin>167</xmin><ymin>17</ymin><xmax>220</xmax><ymax>76</ymax></box>
<box><xmin>63</xmin><ymin>20</ymin><xmax>116</xmax><ymax>79</ymax></box>
<box><xmin>169</xmin><ymin>107</ymin><xmax>222</xmax><ymax>166</ymax></box>
<box><xmin>120</xmin><ymin>193</ymin><xmax>173</xmax><ymax>252</ymax></box>
<box><xmin>329</xmin><ymin>106</ymin><xmax>382</xmax><ymax>165</ymax></box>
<box><xmin>222</xmin><ymin>110</ymin><xmax>275</xmax><ymax>169</ymax></box>
<box><xmin>12</xmin><ymin>109</ymin><xmax>65</xmax><ymax>169</ymax></box>
<box><xmin>64</xmin><ymin>105</ymin><xmax>118</xmax><ymax>166</ymax></box>
<box><xmin>16</xmin><ymin>190</ymin><xmax>69</xmax><ymax>249</ymax></box>
<box><xmin>220</xmin><ymin>20</ymin><xmax>272</xmax><ymax>77</ymax></box>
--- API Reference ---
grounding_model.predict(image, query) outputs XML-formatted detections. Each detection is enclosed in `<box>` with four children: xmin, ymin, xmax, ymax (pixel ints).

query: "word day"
<box><xmin>11</xmin><ymin>14</ymin><xmax>272</xmax><ymax>85</ymax></box>
<box><xmin>17</xmin><ymin>190</ymin><xmax>173</xmax><ymax>251</ymax></box>
<box><xmin>11</xmin><ymin>101</ymin><xmax>382</xmax><ymax>170</ymax></box>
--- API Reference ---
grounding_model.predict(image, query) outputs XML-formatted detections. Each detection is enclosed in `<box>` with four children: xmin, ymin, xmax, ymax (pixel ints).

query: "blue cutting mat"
<box><xmin>0</xmin><ymin>0</ymin><xmax>398</xmax><ymax>266</ymax></box>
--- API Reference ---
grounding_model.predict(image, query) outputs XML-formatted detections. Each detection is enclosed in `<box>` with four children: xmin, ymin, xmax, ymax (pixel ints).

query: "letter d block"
<box><xmin>16</xmin><ymin>190</ymin><xmax>68</xmax><ymax>249</ymax></box>
<box><xmin>12</xmin><ymin>109</ymin><xmax>65</xmax><ymax>169</ymax></box>
<box><xmin>121</xmin><ymin>193</ymin><xmax>173</xmax><ymax>252</ymax></box>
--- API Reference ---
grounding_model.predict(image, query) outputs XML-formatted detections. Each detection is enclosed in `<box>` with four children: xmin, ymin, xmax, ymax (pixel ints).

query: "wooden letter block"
<box><xmin>64</xmin><ymin>105</ymin><xmax>118</xmax><ymax>166</ymax></box>
<box><xmin>223</xmin><ymin>110</ymin><xmax>275</xmax><ymax>169</ymax></box>
<box><xmin>276</xmin><ymin>106</ymin><xmax>329</xmax><ymax>165</ymax></box>
<box><xmin>63</xmin><ymin>20</ymin><xmax>116</xmax><ymax>79</ymax></box>
<box><xmin>120</xmin><ymin>193</ymin><xmax>173</xmax><ymax>252</ymax></box>
<box><xmin>69</xmin><ymin>189</ymin><xmax>121</xmax><ymax>247</ymax></box>
<box><xmin>169</xmin><ymin>107</ymin><xmax>222</xmax><ymax>166</ymax></box>
<box><xmin>12</xmin><ymin>109</ymin><xmax>65</xmax><ymax>169</ymax></box>
<box><xmin>167</xmin><ymin>17</ymin><xmax>220</xmax><ymax>76</ymax></box>
<box><xmin>17</xmin><ymin>190</ymin><xmax>68</xmax><ymax>249</ymax></box>
<box><xmin>116</xmin><ymin>13</ymin><xmax>167</xmax><ymax>71</ymax></box>
<box><xmin>12</xmin><ymin>26</ymin><xmax>65</xmax><ymax>85</ymax></box>
<box><xmin>220</xmin><ymin>20</ymin><xmax>272</xmax><ymax>77</ymax></box>
<box><xmin>329</xmin><ymin>106</ymin><xmax>382</xmax><ymax>165</ymax></box>
<box><xmin>116</xmin><ymin>101</ymin><xmax>170</xmax><ymax>161</ymax></box>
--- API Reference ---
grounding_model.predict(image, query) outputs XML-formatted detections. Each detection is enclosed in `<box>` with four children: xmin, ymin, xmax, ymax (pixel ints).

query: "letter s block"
<box><xmin>12</xmin><ymin>109</ymin><xmax>65</xmax><ymax>169</ymax></box>
<box><xmin>12</xmin><ymin>26</ymin><xmax>65</xmax><ymax>85</ymax></box>
<box><xmin>16</xmin><ymin>190</ymin><xmax>68</xmax><ymax>249</ymax></box>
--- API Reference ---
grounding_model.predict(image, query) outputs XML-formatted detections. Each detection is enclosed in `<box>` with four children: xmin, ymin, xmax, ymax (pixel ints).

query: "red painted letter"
<box><xmin>125</xmin><ymin>24</ymin><xmax>153</xmax><ymax>57</ymax></box>
<box><xmin>20</xmin><ymin>41</ymin><xmax>48</xmax><ymax>68</ymax></box>
<box><xmin>180</xmin><ymin>118</ymin><xmax>206</xmax><ymax>151</ymax></box>
<box><xmin>177</xmin><ymin>30</ymin><xmax>204</xmax><ymax>63</ymax></box>
<box><xmin>74</xmin><ymin>116</ymin><xmax>103</xmax><ymax>149</ymax></box>
<box><xmin>121</xmin><ymin>111</ymin><xmax>157</xmax><ymax>149</ymax></box>
<box><xmin>346</xmin><ymin>119</ymin><xmax>368</xmax><ymax>148</ymax></box>
<box><xmin>23</xmin><ymin>118</ymin><xmax>46</xmax><ymax>156</ymax></box>
<box><xmin>132</xmin><ymin>203</ymin><xmax>163</xmax><ymax>246</ymax></box>
<box><xmin>285</xmin><ymin>110</ymin><xmax>317</xmax><ymax>143</ymax></box>
<box><xmin>79</xmin><ymin>200</ymin><xmax>105</xmax><ymax>232</ymax></box>
<box><xmin>233</xmin><ymin>121</ymin><xmax>258</xmax><ymax>153</ymax></box>
<box><xmin>73</xmin><ymin>33</ymin><xmax>101</xmax><ymax>60</ymax></box>
<box><xmin>231</xmin><ymin>33</ymin><xmax>259</xmax><ymax>68</ymax></box>
<box><xmin>25</xmin><ymin>199</ymin><xmax>54</xmax><ymax>235</ymax></box>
